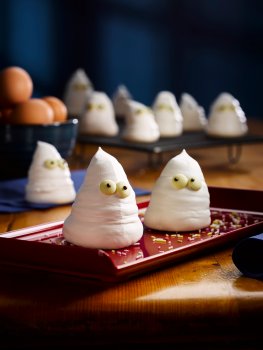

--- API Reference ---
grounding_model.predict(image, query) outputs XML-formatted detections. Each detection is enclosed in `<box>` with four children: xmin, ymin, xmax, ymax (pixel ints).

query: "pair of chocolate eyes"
<box><xmin>99</xmin><ymin>180</ymin><xmax>130</xmax><ymax>198</ymax></box>
<box><xmin>73</xmin><ymin>83</ymin><xmax>90</xmax><ymax>91</ymax></box>
<box><xmin>216</xmin><ymin>105</ymin><xmax>235</xmax><ymax>112</ymax></box>
<box><xmin>135</xmin><ymin>107</ymin><xmax>151</xmax><ymax>115</ymax></box>
<box><xmin>86</xmin><ymin>103</ymin><xmax>105</xmax><ymax>111</ymax></box>
<box><xmin>43</xmin><ymin>159</ymin><xmax>68</xmax><ymax>170</ymax></box>
<box><xmin>73</xmin><ymin>83</ymin><xmax>89</xmax><ymax>91</ymax></box>
<box><xmin>172</xmin><ymin>174</ymin><xmax>202</xmax><ymax>191</ymax></box>
<box><xmin>156</xmin><ymin>104</ymin><xmax>174</xmax><ymax>112</ymax></box>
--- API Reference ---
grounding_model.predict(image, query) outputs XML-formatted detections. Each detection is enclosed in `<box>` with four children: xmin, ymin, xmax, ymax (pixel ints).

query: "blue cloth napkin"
<box><xmin>232</xmin><ymin>233</ymin><xmax>263</xmax><ymax>280</ymax></box>
<box><xmin>0</xmin><ymin>170</ymin><xmax>151</xmax><ymax>213</ymax></box>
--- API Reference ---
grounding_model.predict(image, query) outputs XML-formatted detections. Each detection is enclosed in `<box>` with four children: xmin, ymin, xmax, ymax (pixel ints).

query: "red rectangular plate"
<box><xmin>0</xmin><ymin>186</ymin><xmax>263</xmax><ymax>283</ymax></box>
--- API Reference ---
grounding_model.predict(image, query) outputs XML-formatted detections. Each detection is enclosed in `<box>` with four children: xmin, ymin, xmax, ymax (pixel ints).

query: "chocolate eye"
<box><xmin>217</xmin><ymin>105</ymin><xmax>227</xmax><ymax>112</ymax></box>
<box><xmin>172</xmin><ymin>174</ymin><xmax>188</xmax><ymax>189</ymax></box>
<box><xmin>86</xmin><ymin>103</ymin><xmax>93</xmax><ymax>111</ymax></box>
<box><xmin>43</xmin><ymin>159</ymin><xmax>57</xmax><ymax>170</ymax></box>
<box><xmin>58</xmin><ymin>159</ymin><xmax>68</xmax><ymax>169</ymax></box>
<box><xmin>135</xmin><ymin>109</ymin><xmax>143</xmax><ymax>115</ymax></box>
<box><xmin>99</xmin><ymin>180</ymin><xmax>116</xmax><ymax>195</ymax></box>
<box><xmin>188</xmin><ymin>177</ymin><xmax>202</xmax><ymax>191</ymax></box>
<box><xmin>73</xmin><ymin>83</ymin><xmax>81</xmax><ymax>90</ymax></box>
<box><xmin>157</xmin><ymin>104</ymin><xmax>165</xmax><ymax>110</ymax></box>
<box><xmin>97</xmin><ymin>104</ymin><xmax>105</xmax><ymax>110</ymax></box>
<box><xmin>116</xmin><ymin>181</ymin><xmax>130</xmax><ymax>198</ymax></box>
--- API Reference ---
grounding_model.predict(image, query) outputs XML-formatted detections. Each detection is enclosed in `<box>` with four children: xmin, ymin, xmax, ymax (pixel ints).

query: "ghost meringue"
<box><xmin>25</xmin><ymin>141</ymin><xmax>76</xmax><ymax>204</ymax></box>
<box><xmin>112</xmin><ymin>84</ymin><xmax>132</xmax><ymax>118</ymax></box>
<box><xmin>179</xmin><ymin>93</ymin><xmax>207</xmax><ymax>132</ymax></box>
<box><xmin>63</xmin><ymin>68</ymin><xmax>93</xmax><ymax>118</ymax></box>
<box><xmin>206</xmin><ymin>92</ymin><xmax>248</xmax><ymax>137</ymax></box>
<box><xmin>62</xmin><ymin>147</ymin><xmax>144</xmax><ymax>249</ymax></box>
<box><xmin>79</xmin><ymin>91</ymin><xmax>119</xmax><ymax>136</ymax></box>
<box><xmin>152</xmin><ymin>91</ymin><xmax>183</xmax><ymax>137</ymax></box>
<box><xmin>122</xmin><ymin>100</ymin><xmax>160</xmax><ymax>143</ymax></box>
<box><xmin>144</xmin><ymin>149</ymin><xmax>211</xmax><ymax>232</ymax></box>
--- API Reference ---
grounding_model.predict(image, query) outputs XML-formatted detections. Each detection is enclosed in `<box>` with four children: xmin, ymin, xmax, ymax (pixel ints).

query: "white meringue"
<box><xmin>62</xmin><ymin>147</ymin><xmax>144</xmax><ymax>249</ymax></box>
<box><xmin>144</xmin><ymin>149</ymin><xmax>211</xmax><ymax>232</ymax></box>
<box><xmin>79</xmin><ymin>91</ymin><xmax>119</xmax><ymax>136</ymax></box>
<box><xmin>180</xmin><ymin>93</ymin><xmax>207</xmax><ymax>132</ymax></box>
<box><xmin>206</xmin><ymin>92</ymin><xmax>248</xmax><ymax>137</ymax></box>
<box><xmin>152</xmin><ymin>91</ymin><xmax>183</xmax><ymax>137</ymax></box>
<box><xmin>25</xmin><ymin>141</ymin><xmax>76</xmax><ymax>204</ymax></box>
<box><xmin>63</xmin><ymin>68</ymin><xmax>93</xmax><ymax>117</ymax></box>
<box><xmin>112</xmin><ymin>84</ymin><xmax>132</xmax><ymax>118</ymax></box>
<box><xmin>122</xmin><ymin>100</ymin><xmax>160</xmax><ymax>142</ymax></box>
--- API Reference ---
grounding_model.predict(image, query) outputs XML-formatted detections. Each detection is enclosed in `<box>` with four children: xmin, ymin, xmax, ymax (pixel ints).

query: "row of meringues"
<box><xmin>63</xmin><ymin>68</ymin><xmax>248</xmax><ymax>142</ymax></box>
<box><xmin>26</xmin><ymin>141</ymin><xmax>210</xmax><ymax>249</ymax></box>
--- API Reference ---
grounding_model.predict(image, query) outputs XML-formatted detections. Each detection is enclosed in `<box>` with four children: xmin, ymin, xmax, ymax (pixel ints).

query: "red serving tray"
<box><xmin>0</xmin><ymin>186</ymin><xmax>263</xmax><ymax>283</ymax></box>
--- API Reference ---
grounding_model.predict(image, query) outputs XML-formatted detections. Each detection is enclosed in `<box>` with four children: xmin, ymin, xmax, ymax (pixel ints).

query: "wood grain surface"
<box><xmin>0</xmin><ymin>119</ymin><xmax>263</xmax><ymax>349</ymax></box>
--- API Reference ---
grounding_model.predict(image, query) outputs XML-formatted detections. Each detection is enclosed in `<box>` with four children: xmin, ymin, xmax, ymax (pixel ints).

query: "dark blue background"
<box><xmin>1</xmin><ymin>0</ymin><xmax>263</xmax><ymax>119</ymax></box>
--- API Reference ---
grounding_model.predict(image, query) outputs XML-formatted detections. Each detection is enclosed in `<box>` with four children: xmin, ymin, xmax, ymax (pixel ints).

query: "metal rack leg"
<box><xmin>227</xmin><ymin>144</ymin><xmax>242</xmax><ymax>164</ymax></box>
<box><xmin>148</xmin><ymin>152</ymin><xmax>163</xmax><ymax>168</ymax></box>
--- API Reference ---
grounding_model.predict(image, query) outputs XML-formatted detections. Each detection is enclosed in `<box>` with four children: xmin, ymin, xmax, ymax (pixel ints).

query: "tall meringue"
<box><xmin>206</xmin><ymin>92</ymin><xmax>248</xmax><ymax>137</ymax></box>
<box><xmin>62</xmin><ymin>147</ymin><xmax>144</xmax><ymax>249</ymax></box>
<box><xmin>112</xmin><ymin>84</ymin><xmax>132</xmax><ymax>118</ymax></box>
<box><xmin>122</xmin><ymin>100</ymin><xmax>160</xmax><ymax>143</ymax></box>
<box><xmin>79</xmin><ymin>91</ymin><xmax>119</xmax><ymax>136</ymax></box>
<box><xmin>152</xmin><ymin>91</ymin><xmax>183</xmax><ymax>137</ymax></box>
<box><xmin>144</xmin><ymin>149</ymin><xmax>211</xmax><ymax>232</ymax></box>
<box><xmin>179</xmin><ymin>93</ymin><xmax>207</xmax><ymax>132</ymax></box>
<box><xmin>25</xmin><ymin>141</ymin><xmax>76</xmax><ymax>204</ymax></box>
<box><xmin>63</xmin><ymin>68</ymin><xmax>93</xmax><ymax>118</ymax></box>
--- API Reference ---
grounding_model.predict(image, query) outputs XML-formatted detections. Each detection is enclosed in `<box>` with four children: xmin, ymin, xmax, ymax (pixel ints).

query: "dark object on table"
<box><xmin>0</xmin><ymin>118</ymin><xmax>78</xmax><ymax>180</ymax></box>
<box><xmin>232</xmin><ymin>232</ymin><xmax>263</xmax><ymax>279</ymax></box>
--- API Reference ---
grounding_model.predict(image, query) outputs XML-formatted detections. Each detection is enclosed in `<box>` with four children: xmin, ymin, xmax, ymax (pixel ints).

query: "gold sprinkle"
<box><xmin>192</xmin><ymin>233</ymin><xmax>201</xmax><ymax>238</ymax></box>
<box><xmin>153</xmin><ymin>238</ymin><xmax>167</xmax><ymax>244</ymax></box>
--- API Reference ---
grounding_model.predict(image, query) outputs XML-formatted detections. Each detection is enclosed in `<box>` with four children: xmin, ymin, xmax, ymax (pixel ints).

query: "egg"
<box><xmin>0</xmin><ymin>66</ymin><xmax>33</xmax><ymax>107</ymax></box>
<box><xmin>42</xmin><ymin>96</ymin><xmax>68</xmax><ymax>122</ymax></box>
<box><xmin>10</xmin><ymin>98</ymin><xmax>54</xmax><ymax>125</ymax></box>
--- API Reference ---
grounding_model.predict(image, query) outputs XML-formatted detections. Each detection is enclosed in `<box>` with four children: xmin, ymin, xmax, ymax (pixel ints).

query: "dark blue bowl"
<box><xmin>0</xmin><ymin>118</ymin><xmax>79</xmax><ymax>180</ymax></box>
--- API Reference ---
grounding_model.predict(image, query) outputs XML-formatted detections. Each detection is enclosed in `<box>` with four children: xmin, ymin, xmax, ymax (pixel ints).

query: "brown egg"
<box><xmin>0</xmin><ymin>66</ymin><xmax>33</xmax><ymax>107</ymax></box>
<box><xmin>10</xmin><ymin>98</ymin><xmax>54</xmax><ymax>125</ymax></box>
<box><xmin>42</xmin><ymin>96</ymin><xmax>68</xmax><ymax>122</ymax></box>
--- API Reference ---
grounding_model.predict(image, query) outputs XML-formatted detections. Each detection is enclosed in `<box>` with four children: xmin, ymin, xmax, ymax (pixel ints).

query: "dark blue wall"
<box><xmin>1</xmin><ymin>0</ymin><xmax>263</xmax><ymax>119</ymax></box>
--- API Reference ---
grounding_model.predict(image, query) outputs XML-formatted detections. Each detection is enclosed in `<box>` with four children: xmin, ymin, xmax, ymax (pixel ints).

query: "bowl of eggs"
<box><xmin>0</xmin><ymin>66</ymin><xmax>79</xmax><ymax>180</ymax></box>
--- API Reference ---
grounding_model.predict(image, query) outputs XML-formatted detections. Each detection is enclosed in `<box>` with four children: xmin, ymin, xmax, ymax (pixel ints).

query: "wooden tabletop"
<box><xmin>0</xmin><ymin>119</ymin><xmax>263</xmax><ymax>349</ymax></box>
